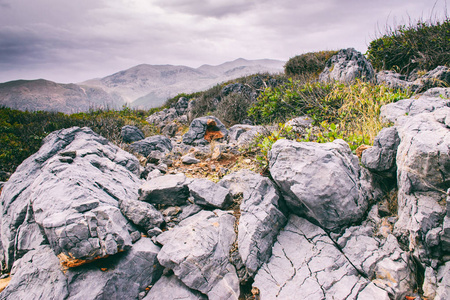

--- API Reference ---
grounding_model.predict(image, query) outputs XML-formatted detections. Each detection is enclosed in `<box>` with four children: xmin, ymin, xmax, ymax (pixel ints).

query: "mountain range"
<box><xmin>0</xmin><ymin>58</ymin><xmax>284</xmax><ymax>113</ymax></box>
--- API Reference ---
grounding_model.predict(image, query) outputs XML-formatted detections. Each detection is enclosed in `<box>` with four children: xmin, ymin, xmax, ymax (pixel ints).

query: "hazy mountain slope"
<box><xmin>0</xmin><ymin>79</ymin><xmax>124</xmax><ymax>114</ymax></box>
<box><xmin>82</xmin><ymin>58</ymin><xmax>285</xmax><ymax>109</ymax></box>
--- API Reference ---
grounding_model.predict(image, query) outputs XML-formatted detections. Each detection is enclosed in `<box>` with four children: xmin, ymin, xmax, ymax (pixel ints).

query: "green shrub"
<box><xmin>249</xmin><ymin>79</ymin><xmax>412</xmax><ymax>152</ymax></box>
<box><xmin>367</xmin><ymin>17</ymin><xmax>450</xmax><ymax>74</ymax></box>
<box><xmin>0</xmin><ymin>106</ymin><xmax>158</xmax><ymax>175</ymax></box>
<box><xmin>284</xmin><ymin>51</ymin><xmax>338</xmax><ymax>78</ymax></box>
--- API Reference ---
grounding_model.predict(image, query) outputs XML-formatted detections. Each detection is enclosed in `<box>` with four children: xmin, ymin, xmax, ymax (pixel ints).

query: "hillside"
<box><xmin>81</xmin><ymin>58</ymin><xmax>284</xmax><ymax>109</ymax></box>
<box><xmin>0</xmin><ymin>79</ymin><xmax>124</xmax><ymax>114</ymax></box>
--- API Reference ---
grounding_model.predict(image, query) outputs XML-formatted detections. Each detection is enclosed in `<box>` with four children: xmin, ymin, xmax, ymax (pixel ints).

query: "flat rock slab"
<box><xmin>156</xmin><ymin>210</ymin><xmax>239</xmax><ymax>300</ymax></box>
<box><xmin>188</xmin><ymin>178</ymin><xmax>233</xmax><ymax>209</ymax></box>
<box><xmin>144</xmin><ymin>275</ymin><xmax>207</xmax><ymax>300</ymax></box>
<box><xmin>253</xmin><ymin>215</ymin><xmax>375</xmax><ymax>299</ymax></box>
<box><xmin>139</xmin><ymin>174</ymin><xmax>190</xmax><ymax>206</ymax></box>
<box><xmin>269</xmin><ymin>139</ymin><xmax>369</xmax><ymax>232</ymax></box>
<box><xmin>119</xmin><ymin>199</ymin><xmax>164</xmax><ymax>231</ymax></box>
<box><xmin>0</xmin><ymin>127</ymin><xmax>141</xmax><ymax>269</ymax></box>
<box><xmin>238</xmin><ymin>175</ymin><xmax>286</xmax><ymax>278</ymax></box>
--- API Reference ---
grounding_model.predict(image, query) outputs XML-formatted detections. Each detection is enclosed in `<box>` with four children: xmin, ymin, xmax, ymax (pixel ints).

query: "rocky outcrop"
<box><xmin>182</xmin><ymin>116</ymin><xmax>228</xmax><ymax>145</ymax></box>
<box><xmin>121</xmin><ymin>125</ymin><xmax>145</xmax><ymax>143</ymax></box>
<box><xmin>269</xmin><ymin>139</ymin><xmax>372</xmax><ymax>232</ymax></box>
<box><xmin>0</xmin><ymin>127</ymin><xmax>141</xmax><ymax>270</ymax></box>
<box><xmin>380</xmin><ymin>88</ymin><xmax>450</xmax><ymax>123</ymax></box>
<box><xmin>139</xmin><ymin>174</ymin><xmax>191</xmax><ymax>206</ymax></box>
<box><xmin>319</xmin><ymin>48</ymin><xmax>375</xmax><ymax>83</ymax></box>
<box><xmin>144</xmin><ymin>275</ymin><xmax>207</xmax><ymax>300</ymax></box>
<box><xmin>188</xmin><ymin>178</ymin><xmax>233</xmax><ymax>209</ymax></box>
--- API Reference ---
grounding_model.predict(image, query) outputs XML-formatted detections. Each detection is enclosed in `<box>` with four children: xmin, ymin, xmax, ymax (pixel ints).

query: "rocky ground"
<box><xmin>0</xmin><ymin>49</ymin><xmax>449</xmax><ymax>300</ymax></box>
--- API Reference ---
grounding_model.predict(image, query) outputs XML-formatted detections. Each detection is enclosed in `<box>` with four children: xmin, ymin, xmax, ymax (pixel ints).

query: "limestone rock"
<box><xmin>238</xmin><ymin>175</ymin><xmax>287</xmax><ymax>279</ymax></box>
<box><xmin>156</xmin><ymin>210</ymin><xmax>239</xmax><ymax>299</ymax></box>
<box><xmin>253</xmin><ymin>215</ymin><xmax>373</xmax><ymax>299</ymax></box>
<box><xmin>380</xmin><ymin>89</ymin><xmax>450</xmax><ymax>123</ymax></box>
<box><xmin>121</xmin><ymin>125</ymin><xmax>145</xmax><ymax>143</ymax></box>
<box><xmin>139</xmin><ymin>174</ymin><xmax>190</xmax><ymax>206</ymax></box>
<box><xmin>143</xmin><ymin>275</ymin><xmax>207</xmax><ymax>300</ymax></box>
<box><xmin>376</xmin><ymin>70</ymin><xmax>419</xmax><ymax>91</ymax></box>
<box><xmin>0</xmin><ymin>127</ymin><xmax>141</xmax><ymax>270</ymax></box>
<box><xmin>319</xmin><ymin>48</ymin><xmax>375</xmax><ymax>83</ymax></box>
<box><xmin>182</xmin><ymin>116</ymin><xmax>228</xmax><ymax>145</ymax></box>
<box><xmin>269</xmin><ymin>139</ymin><xmax>369</xmax><ymax>232</ymax></box>
<box><xmin>285</xmin><ymin>116</ymin><xmax>313</xmax><ymax>134</ymax></box>
<box><xmin>119</xmin><ymin>199</ymin><xmax>164</xmax><ymax>231</ymax></box>
<box><xmin>188</xmin><ymin>178</ymin><xmax>233</xmax><ymax>209</ymax></box>
<box><xmin>362</xmin><ymin>126</ymin><xmax>400</xmax><ymax>175</ymax></box>
<box><xmin>129</xmin><ymin>135</ymin><xmax>173</xmax><ymax>157</ymax></box>
<box><xmin>435</xmin><ymin>262</ymin><xmax>450</xmax><ymax>300</ymax></box>
<box><xmin>181</xmin><ymin>153</ymin><xmax>201</xmax><ymax>165</ymax></box>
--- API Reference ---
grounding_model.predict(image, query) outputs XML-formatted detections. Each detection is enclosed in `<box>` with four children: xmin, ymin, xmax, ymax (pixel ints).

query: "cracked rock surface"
<box><xmin>156</xmin><ymin>210</ymin><xmax>239</xmax><ymax>300</ymax></box>
<box><xmin>253</xmin><ymin>215</ymin><xmax>376</xmax><ymax>300</ymax></box>
<box><xmin>143</xmin><ymin>275</ymin><xmax>207</xmax><ymax>300</ymax></box>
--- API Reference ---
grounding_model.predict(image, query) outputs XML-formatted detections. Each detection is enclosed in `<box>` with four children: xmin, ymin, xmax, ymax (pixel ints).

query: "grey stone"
<box><xmin>156</xmin><ymin>210</ymin><xmax>239</xmax><ymax>299</ymax></box>
<box><xmin>121</xmin><ymin>125</ymin><xmax>145</xmax><ymax>143</ymax></box>
<box><xmin>181</xmin><ymin>153</ymin><xmax>201</xmax><ymax>164</ymax></box>
<box><xmin>362</xmin><ymin>126</ymin><xmax>400</xmax><ymax>175</ymax></box>
<box><xmin>357</xmin><ymin>283</ymin><xmax>390</xmax><ymax>300</ymax></box>
<box><xmin>182</xmin><ymin>116</ymin><xmax>228</xmax><ymax>145</ymax></box>
<box><xmin>319</xmin><ymin>48</ymin><xmax>375</xmax><ymax>83</ymax></box>
<box><xmin>393</xmin><ymin>108</ymin><xmax>450</xmax><ymax>262</ymax></box>
<box><xmin>269</xmin><ymin>139</ymin><xmax>369</xmax><ymax>232</ymax></box>
<box><xmin>119</xmin><ymin>199</ymin><xmax>164</xmax><ymax>231</ymax></box>
<box><xmin>188</xmin><ymin>178</ymin><xmax>233</xmax><ymax>209</ymax></box>
<box><xmin>0</xmin><ymin>127</ymin><xmax>141</xmax><ymax>270</ymax></box>
<box><xmin>147</xmin><ymin>169</ymin><xmax>163</xmax><ymax>181</ymax></box>
<box><xmin>238</xmin><ymin>175</ymin><xmax>287</xmax><ymax>279</ymax></box>
<box><xmin>380</xmin><ymin>91</ymin><xmax>450</xmax><ymax>123</ymax></box>
<box><xmin>376</xmin><ymin>70</ymin><xmax>419</xmax><ymax>91</ymax></box>
<box><xmin>435</xmin><ymin>262</ymin><xmax>450</xmax><ymax>300</ymax></box>
<box><xmin>160</xmin><ymin>122</ymin><xmax>179</xmax><ymax>137</ymax></box>
<box><xmin>423</xmin><ymin>87</ymin><xmax>450</xmax><ymax>99</ymax></box>
<box><xmin>146</xmin><ymin>108</ymin><xmax>178</xmax><ymax>125</ymax></box>
<box><xmin>65</xmin><ymin>237</ymin><xmax>163</xmax><ymax>300</ymax></box>
<box><xmin>0</xmin><ymin>245</ymin><xmax>69</xmax><ymax>300</ymax></box>
<box><xmin>178</xmin><ymin>204</ymin><xmax>203</xmax><ymax>221</ymax></box>
<box><xmin>173</xmin><ymin>97</ymin><xmax>189</xmax><ymax>116</ymax></box>
<box><xmin>285</xmin><ymin>116</ymin><xmax>314</xmax><ymax>134</ymax></box>
<box><xmin>423</xmin><ymin>267</ymin><xmax>438</xmax><ymax>299</ymax></box>
<box><xmin>218</xmin><ymin>169</ymin><xmax>264</xmax><ymax>197</ymax></box>
<box><xmin>143</xmin><ymin>275</ymin><xmax>207</xmax><ymax>300</ymax></box>
<box><xmin>139</xmin><ymin>174</ymin><xmax>190</xmax><ymax>206</ymax></box>
<box><xmin>338</xmin><ymin>227</ymin><xmax>416</xmax><ymax>299</ymax></box>
<box><xmin>253</xmin><ymin>215</ymin><xmax>370</xmax><ymax>299</ymax></box>
<box><xmin>146</xmin><ymin>150</ymin><xmax>166</xmax><ymax>164</ymax></box>
<box><xmin>129</xmin><ymin>135</ymin><xmax>173</xmax><ymax>157</ymax></box>
<box><xmin>147</xmin><ymin>228</ymin><xmax>163</xmax><ymax>238</ymax></box>
<box><xmin>421</xmin><ymin>66</ymin><xmax>450</xmax><ymax>86</ymax></box>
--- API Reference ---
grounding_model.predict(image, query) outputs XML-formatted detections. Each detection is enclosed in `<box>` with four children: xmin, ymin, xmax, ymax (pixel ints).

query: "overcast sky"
<box><xmin>0</xmin><ymin>0</ymin><xmax>447</xmax><ymax>83</ymax></box>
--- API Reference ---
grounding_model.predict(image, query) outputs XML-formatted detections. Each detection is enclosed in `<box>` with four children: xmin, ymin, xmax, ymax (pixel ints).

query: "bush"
<box><xmin>0</xmin><ymin>106</ymin><xmax>158</xmax><ymax>175</ymax></box>
<box><xmin>249</xmin><ymin>79</ymin><xmax>412</xmax><ymax>151</ymax></box>
<box><xmin>367</xmin><ymin>17</ymin><xmax>450</xmax><ymax>74</ymax></box>
<box><xmin>284</xmin><ymin>51</ymin><xmax>338</xmax><ymax>78</ymax></box>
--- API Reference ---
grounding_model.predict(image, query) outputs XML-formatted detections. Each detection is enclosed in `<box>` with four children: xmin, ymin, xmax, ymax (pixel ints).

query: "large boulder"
<box><xmin>119</xmin><ymin>199</ymin><xmax>164</xmax><ymax>231</ymax></box>
<box><xmin>393</xmin><ymin>107</ymin><xmax>450</xmax><ymax>263</ymax></box>
<box><xmin>156</xmin><ymin>210</ymin><xmax>239</xmax><ymax>299</ymax></box>
<box><xmin>121</xmin><ymin>125</ymin><xmax>145</xmax><ymax>143</ymax></box>
<box><xmin>227</xmin><ymin>124</ymin><xmax>264</xmax><ymax>146</ymax></box>
<box><xmin>269</xmin><ymin>139</ymin><xmax>370</xmax><ymax>232</ymax></box>
<box><xmin>319</xmin><ymin>48</ymin><xmax>375</xmax><ymax>83</ymax></box>
<box><xmin>129</xmin><ymin>135</ymin><xmax>172</xmax><ymax>157</ymax></box>
<box><xmin>182</xmin><ymin>116</ymin><xmax>228</xmax><ymax>145</ymax></box>
<box><xmin>0</xmin><ymin>127</ymin><xmax>141</xmax><ymax>270</ymax></box>
<box><xmin>376</xmin><ymin>70</ymin><xmax>421</xmax><ymax>91</ymax></box>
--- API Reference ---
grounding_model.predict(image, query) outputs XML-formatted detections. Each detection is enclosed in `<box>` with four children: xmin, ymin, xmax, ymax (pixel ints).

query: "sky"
<box><xmin>0</xmin><ymin>0</ymin><xmax>447</xmax><ymax>83</ymax></box>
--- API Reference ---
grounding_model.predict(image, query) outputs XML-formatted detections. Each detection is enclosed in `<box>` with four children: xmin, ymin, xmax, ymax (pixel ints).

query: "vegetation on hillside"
<box><xmin>367</xmin><ymin>17</ymin><xmax>450</xmax><ymax>74</ymax></box>
<box><xmin>284</xmin><ymin>51</ymin><xmax>338</xmax><ymax>78</ymax></box>
<box><xmin>0</xmin><ymin>106</ymin><xmax>157</xmax><ymax>176</ymax></box>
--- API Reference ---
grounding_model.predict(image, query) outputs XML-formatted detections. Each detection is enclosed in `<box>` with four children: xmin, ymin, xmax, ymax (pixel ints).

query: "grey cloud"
<box><xmin>0</xmin><ymin>0</ymin><xmax>10</xmax><ymax>9</ymax></box>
